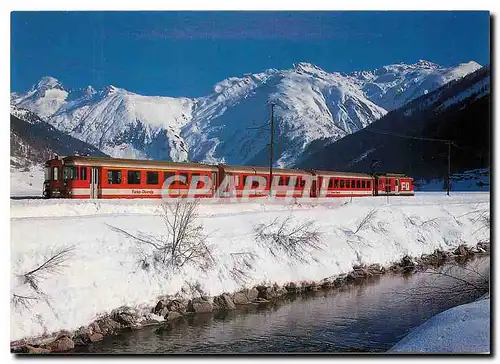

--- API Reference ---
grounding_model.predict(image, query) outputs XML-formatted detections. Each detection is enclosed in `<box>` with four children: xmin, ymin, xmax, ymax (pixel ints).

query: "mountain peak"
<box><xmin>461</xmin><ymin>60</ymin><xmax>482</xmax><ymax>69</ymax></box>
<box><xmin>293</xmin><ymin>62</ymin><xmax>324</xmax><ymax>74</ymax></box>
<box><xmin>32</xmin><ymin>76</ymin><xmax>64</xmax><ymax>91</ymax></box>
<box><xmin>101</xmin><ymin>85</ymin><xmax>124</xmax><ymax>96</ymax></box>
<box><xmin>414</xmin><ymin>59</ymin><xmax>441</xmax><ymax>69</ymax></box>
<box><xmin>84</xmin><ymin>85</ymin><xmax>96</xmax><ymax>97</ymax></box>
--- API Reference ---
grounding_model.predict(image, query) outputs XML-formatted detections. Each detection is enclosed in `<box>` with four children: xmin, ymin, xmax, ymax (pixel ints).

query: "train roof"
<box><xmin>58</xmin><ymin>156</ymin><xmax>219</xmax><ymax>172</ymax></box>
<box><xmin>220</xmin><ymin>164</ymin><xmax>312</xmax><ymax>176</ymax></box>
<box><xmin>312</xmin><ymin>170</ymin><xmax>373</xmax><ymax>178</ymax></box>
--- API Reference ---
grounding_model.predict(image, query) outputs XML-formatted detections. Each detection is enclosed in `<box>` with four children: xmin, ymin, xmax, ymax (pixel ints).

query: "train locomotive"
<box><xmin>42</xmin><ymin>156</ymin><xmax>414</xmax><ymax>199</ymax></box>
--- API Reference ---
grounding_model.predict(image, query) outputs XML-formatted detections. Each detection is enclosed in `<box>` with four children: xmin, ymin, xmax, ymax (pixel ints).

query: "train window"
<box><xmin>147</xmin><ymin>171</ymin><xmax>159</xmax><ymax>185</ymax></box>
<box><xmin>362</xmin><ymin>180</ymin><xmax>366</xmax><ymax>189</ymax></box>
<box><xmin>340</xmin><ymin>179</ymin><xmax>344</xmax><ymax>188</ymax></box>
<box><xmin>63</xmin><ymin>166</ymin><xmax>78</xmax><ymax>180</ymax></box>
<box><xmin>191</xmin><ymin>173</ymin><xmax>199</xmax><ymax>185</ymax></box>
<box><xmin>53</xmin><ymin>167</ymin><xmax>59</xmax><ymax>181</ymax></box>
<box><xmin>44</xmin><ymin>167</ymin><xmax>51</xmax><ymax>181</ymax></box>
<box><xmin>164</xmin><ymin>171</ymin><xmax>176</xmax><ymax>183</ymax></box>
<box><xmin>179</xmin><ymin>173</ymin><xmax>189</xmax><ymax>185</ymax></box>
<box><xmin>356</xmin><ymin>180</ymin><xmax>361</xmax><ymax>189</ymax></box>
<box><xmin>107</xmin><ymin>170</ymin><xmax>122</xmax><ymax>184</ymax></box>
<box><xmin>367</xmin><ymin>180</ymin><xmax>371</xmax><ymax>189</ymax></box>
<box><xmin>127</xmin><ymin>170</ymin><xmax>141</xmax><ymax>185</ymax></box>
<box><xmin>334</xmin><ymin>179</ymin><xmax>339</xmax><ymax>188</ymax></box>
<box><xmin>277</xmin><ymin>176</ymin><xmax>284</xmax><ymax>185</ymax></box>
<box><xmin>328</xmin><ymin>179</ymin><xmax>333</xmax><ymax>188</ymax></box>
<box><xmin>352</xmin><ymin>180</ymin><xmax>356</xmax><ymax>188</ymax></box>
<box><xmin>80</xmin><ymin>167</ymin><xmax>87</xmax><ymax>180</ymax></box>
<box><xmin>346</xmin><ymin>180</ymin><xmax>350</xmax><ymax>188</ymax></box>
<box><xmin>395</xmin><ymin>179</ymin><xmax>399</xmax><ymax>187</ymax></box>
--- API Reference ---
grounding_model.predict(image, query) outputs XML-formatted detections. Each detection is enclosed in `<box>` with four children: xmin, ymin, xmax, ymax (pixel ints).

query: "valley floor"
<box><xmin>10</xmin><ymin>192</ymin><xmax>489</xmax><ymax>342</ymax></box>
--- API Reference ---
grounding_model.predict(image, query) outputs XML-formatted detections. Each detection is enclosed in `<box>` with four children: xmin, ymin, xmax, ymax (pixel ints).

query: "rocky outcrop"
<box><xmin>165</xmin><ymin>311</ymin><xmax>183</xmax><ymax>322</ymax></box>
<box><xmin>48</xmin><ymin>336</ymin><xmax>75</xmax><ymax>352</ymax></box>
<box><xmin>167</xmin><ymin>299</ymin><xmax>187</xmax><ymax>314</ymax></box>
<box><xmin>187</xmin><ymin>297</ymin><xmax>213</xmax><ymax>314</ymax></box>
<box><xmin>213</xmin><ymin>293</ymin><xmax>236</xmax><ymax>310</ymax></box>
<box><xmin>111</xmin><ymin>306</ymin><xmax>139</xmax><ymax>327</ymax></box>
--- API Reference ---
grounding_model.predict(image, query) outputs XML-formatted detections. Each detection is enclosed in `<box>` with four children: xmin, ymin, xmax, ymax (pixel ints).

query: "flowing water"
<box><xmin>75</xmin><ymin>255</ymin><xmax>489</xmax><ymax>353</ymax></box>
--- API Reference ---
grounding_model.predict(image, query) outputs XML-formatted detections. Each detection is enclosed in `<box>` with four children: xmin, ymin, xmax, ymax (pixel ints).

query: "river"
<box><xmin>75</xmin><ymin>255</ymin><xmax>489</xmax><ymax>353</ymax></box>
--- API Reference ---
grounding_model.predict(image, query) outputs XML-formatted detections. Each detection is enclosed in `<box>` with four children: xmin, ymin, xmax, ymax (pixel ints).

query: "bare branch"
<box><xmin>254</xmin><ymin>215</ymin><xmax>324</xmax><ymax>263</ymax></box>
<box><xmin>353</xmin><ymin>209</ymin><xmax>377</xmax><ymax>234</ymax></box>
<box><xmin>12</xmin><ymin>294</ymin><xmax>39</xmax><ymax>310</ymax></box>
<box><xmin>109</xmin><ymin>199</ymin><xmax>214</xmax><ymax>272</ymax></box>
<box><xmin>22</xmin><ymin>245</ymin><xmax>75</xmax><ymax>293</ymax></box>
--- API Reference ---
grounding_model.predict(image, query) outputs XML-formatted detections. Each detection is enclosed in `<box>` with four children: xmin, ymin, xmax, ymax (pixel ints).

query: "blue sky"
<box><xmin>11</xmin><ymin>11</ymin><xmax>490</xmax><ymax>97</ymax></box>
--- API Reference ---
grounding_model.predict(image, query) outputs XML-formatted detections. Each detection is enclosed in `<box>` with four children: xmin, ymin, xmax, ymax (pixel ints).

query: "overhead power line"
<box><xmin>365</xmin><ymin>128</ymin><xmax>453</xmax><ymax>143</ymax></box>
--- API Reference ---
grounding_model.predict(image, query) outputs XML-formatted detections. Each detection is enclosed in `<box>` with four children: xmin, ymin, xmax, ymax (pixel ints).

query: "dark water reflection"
<box><xmin>76</xmin><ymin>256</ymin><xmax>489</xmax><ymax>353</ymax></box>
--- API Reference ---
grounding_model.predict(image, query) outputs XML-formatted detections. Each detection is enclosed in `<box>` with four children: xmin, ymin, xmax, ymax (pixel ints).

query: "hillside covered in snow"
<box><xmin>10</xmin><ymin>105</ymin><xmax>108</xmax><ymax>169</ymax></box>
<box><xmin>11</xmin><ymin>60</ymin><xmax>482</xmax><ymax>167</ymax></box>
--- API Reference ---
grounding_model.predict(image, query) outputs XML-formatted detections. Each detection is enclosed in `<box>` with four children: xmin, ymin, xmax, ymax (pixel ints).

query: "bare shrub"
<box><xmin>393</xmin><ymin>257</ymin><xmax>490</xmax><ymax>305</ymax></box>
<box><xmin>353</xmin><ymin>209</ymin><xmax>377</xmax><ymax>234</ymax></box>
<box><xmin>254</xmin><ymin>216</ymin><xmax>323</xmax><ymax>263</ymax></box>
<box><xmin>22</xmin><ymin>245</ymin><xmax>75</xmax><ymax>293</ymax></box>
<box><xmin>109</xmin><ymin>199</ymin><xmax>214</xmax><ymax>272</ymax></box>
<box><xmin>228</xmin><ymin>252</ymin><xmax>258</xmax><ymax>285</ymax></box>
<box><xmin>471</xmin><ymin>209</ymin><xmax>490</xmax><ymax>239</ymax></box>
<box><xmin>11</xmin><ymin>293</ymin><xmax>39</xmax><ymax>310</ymax></box>
<box><xmin>12</xmin><ymin>245</ymin><xmax>74</xmax><ymax>311</ymax></box>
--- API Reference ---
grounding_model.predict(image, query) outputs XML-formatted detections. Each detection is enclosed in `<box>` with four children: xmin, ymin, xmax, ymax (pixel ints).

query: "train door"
<box><xmin>311</xmin><ymin>175</ymin><xmax>318</xmax><ymax>198</ymax></box>
<box><xmin>394</xmin><ymin>178</ymin><xmax>399</xmax><ymax>195</ymax></box>
<box><xmin>90</xmin><ymin>167</ymin><xmax>100</xmax><ymax>199</ymax></box>
<box><xmin>386</xmin><ymin>177</ymin><xmax>393</xmax><ymax>194</ymax></box>
<box><xmin>211</xmin><ymin>172</ymin><xmax>217</xmax><ymax>196</ymax></box>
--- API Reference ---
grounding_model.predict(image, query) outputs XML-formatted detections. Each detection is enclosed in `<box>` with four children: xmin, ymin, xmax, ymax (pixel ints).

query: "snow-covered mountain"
<box><xmin>11</xmin><ymin>76</ymin><xmax>68</xmax><ymax>120</ymax></box>
<box><xmin>298</xmin><ymin>66</ymin><xmax>490</xmax><ymax>179</ymax></box>
<box><xmin>11</xmin><ymin>60</ymin><xmax>482</xmax><ymax>167</ymax></box>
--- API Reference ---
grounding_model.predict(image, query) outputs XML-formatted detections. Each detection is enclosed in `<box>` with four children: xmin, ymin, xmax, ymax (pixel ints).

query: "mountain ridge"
<box><xmin>11</xmin><ymin>59</ymin><xmax>482</xmax><ymax>167</ymax></box>
<box><xmin>298</xmin><ymin>66</ymin><xmax>490</xmax><ymax>179</ymax></box>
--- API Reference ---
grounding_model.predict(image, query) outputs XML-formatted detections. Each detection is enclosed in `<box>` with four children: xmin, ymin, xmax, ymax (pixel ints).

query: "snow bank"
<box><xmin>415</xmin><ymin>169</ymin><xmax>490</xmax><ymax>192</ymax></box>
<box><xmin>389</xmin><ymin>298</ymin><xmax>490</xmax><ymax>353</ymax></box>
<box><xmin>10</xmin><ymin>165</ymin><xmax>44</xmax><ymax>198</ymax></box>
<box><xmin>10</xmin><ymin>193</ymin><xmax>489</xmax><ymax>341</ymax></box>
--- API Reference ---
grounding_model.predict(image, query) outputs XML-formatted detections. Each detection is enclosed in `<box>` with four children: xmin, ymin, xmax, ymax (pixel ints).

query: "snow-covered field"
<box><xmin>416</xmin><ymin>169</ymin><xmax>490</xmax><ymax>192</ymax></box>
<box><xmin>10</xmin><ymin>193</ymin><xmax>489</xmax><ymax>342</ymax></box>
<box><xmin>10</xmin><ymin>165</ymin><xmax>44</xmax><ymax>198</ymax></box>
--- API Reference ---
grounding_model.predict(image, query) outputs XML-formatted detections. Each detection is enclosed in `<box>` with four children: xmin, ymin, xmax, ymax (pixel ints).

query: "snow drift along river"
<box><xmin>10</xmin><ymin>193</ymin><xmax>489</xmax><ymax>342</ymax></box>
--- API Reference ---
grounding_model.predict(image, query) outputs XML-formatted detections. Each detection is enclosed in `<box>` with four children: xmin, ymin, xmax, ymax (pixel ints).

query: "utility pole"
<box><xmin>269</xmin><ymin>103</ymin><xmax>275</xmax><ymax>197</ymax></box>
<box><xmin>447</xmin><ymin>141</ymin><xmax>451</xmax><ymax>196</ymax></box>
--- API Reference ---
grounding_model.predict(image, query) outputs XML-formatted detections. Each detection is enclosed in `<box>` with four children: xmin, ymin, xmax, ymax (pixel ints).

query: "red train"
<box><xmin>42</xmin><ymin>156</ymin><xmax>414</xmax><ymax>199</ymax></box>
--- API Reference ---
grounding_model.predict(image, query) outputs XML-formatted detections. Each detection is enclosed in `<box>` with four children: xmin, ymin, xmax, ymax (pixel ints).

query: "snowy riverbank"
<box><xmin>10</xmin><ymin>193</ymin><xmax>489</xmax><ymax>342</ymax></box>
<box><xmin>389</xmin><ymin>296</ymin><xmax>490</xmax><ymax>353</ymax></box>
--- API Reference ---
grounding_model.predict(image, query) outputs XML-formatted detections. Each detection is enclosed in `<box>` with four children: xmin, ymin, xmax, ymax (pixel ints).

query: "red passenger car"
<box><xmin>42</xmin><ymin>156</ymin><xmax>415</xmax><ymax>199</ymax></box>
<box><xmin>313</xmin><ymin>170</ymin><xmax>375</xmax><ymax>198</ymax></box>
<box><xmin>43</xmin><ymin>156</ymin><xmax>218</xmax><ymax>199</ymax></box>
<box><xmin>217</xmin><ymin>165</ymin><xmax>313</xmax><ymax>198</ymax></box>
<box><xmin>374</xmin><ymin>173</ymin><xmax>415</xmax><ymax>196</ymax></box>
